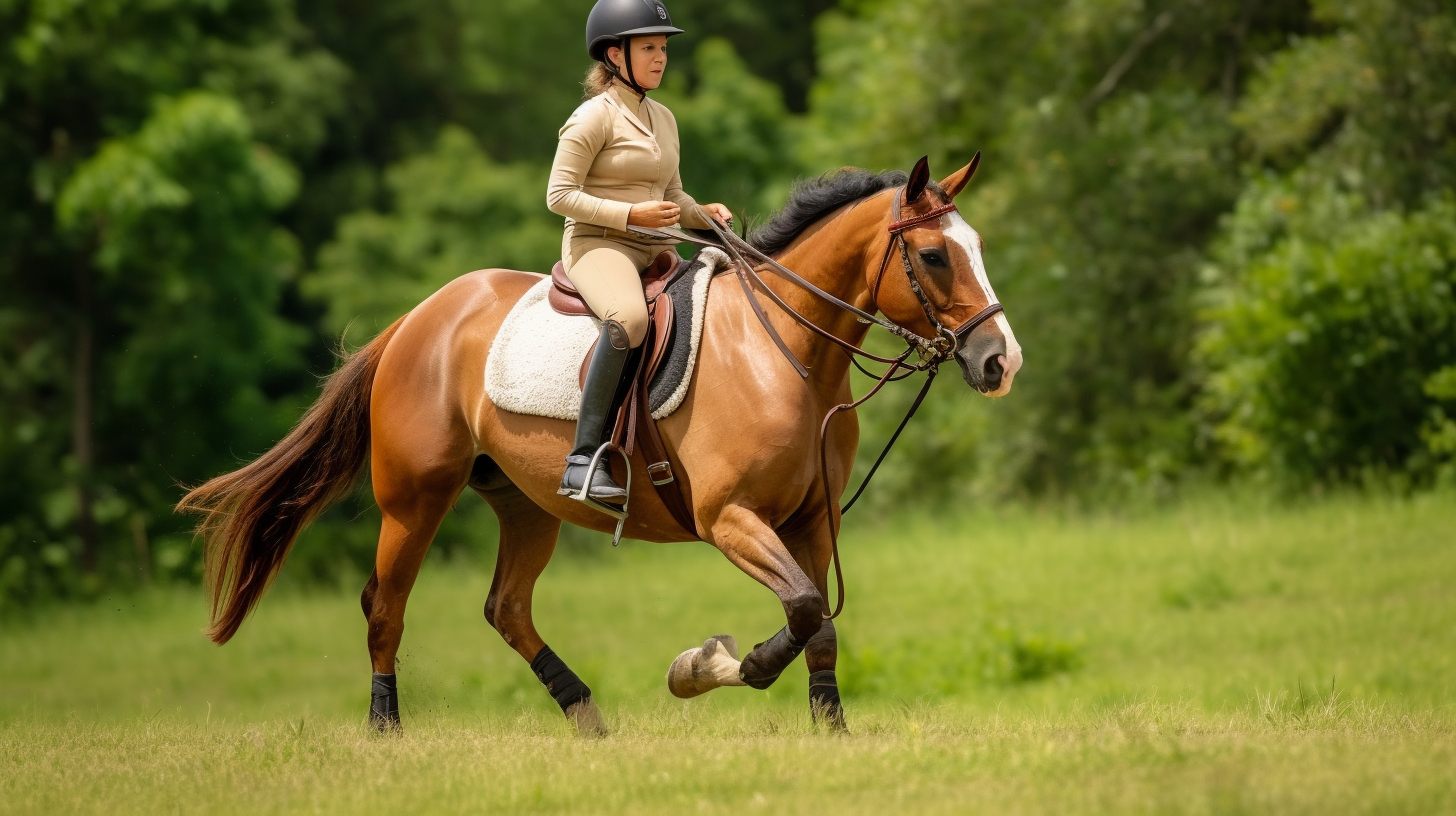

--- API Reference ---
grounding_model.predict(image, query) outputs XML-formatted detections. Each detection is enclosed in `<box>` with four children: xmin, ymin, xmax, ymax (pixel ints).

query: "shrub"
<box><xmin>1198</xmin><ymin>195</ymin><xmax>1456</xmax><ymax>486</ymax></box>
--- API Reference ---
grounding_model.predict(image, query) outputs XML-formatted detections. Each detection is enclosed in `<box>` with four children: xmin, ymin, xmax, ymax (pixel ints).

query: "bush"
<box><xmin>1198</xmin><ymin>195</ymin><xmax>1456</xmax><ymax>486</ymax></box>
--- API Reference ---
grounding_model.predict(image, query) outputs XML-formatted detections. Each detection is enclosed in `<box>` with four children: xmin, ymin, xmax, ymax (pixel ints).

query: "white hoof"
<box><xmin>667</xmin><ymin>634</ymin><xmax>747</xmax><ymax>699</ymax></box>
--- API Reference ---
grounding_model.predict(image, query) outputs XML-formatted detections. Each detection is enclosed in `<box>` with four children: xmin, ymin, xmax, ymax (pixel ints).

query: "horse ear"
<box><xmin>938</xmin><ymin>151</ymin><xmax>982</xmax><ymax>201</ymax></box>
<box><xmin>906</xmin><ymin>155</ymin><xmax>931</xmax><ymax>203</ymax></box>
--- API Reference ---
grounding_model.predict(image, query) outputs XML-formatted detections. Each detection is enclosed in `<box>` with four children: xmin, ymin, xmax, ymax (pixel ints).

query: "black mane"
<box><xmin>747</xmin><ymin>168</ymin><xmax>908</xmax><ymax>255</ymax></box>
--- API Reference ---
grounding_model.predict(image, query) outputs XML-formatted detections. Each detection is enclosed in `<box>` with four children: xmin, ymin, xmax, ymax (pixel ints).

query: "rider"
<box><xmin>548</xmin><ymin>0</ymin><xmax>733</xmax><ymax>504</ymax></box>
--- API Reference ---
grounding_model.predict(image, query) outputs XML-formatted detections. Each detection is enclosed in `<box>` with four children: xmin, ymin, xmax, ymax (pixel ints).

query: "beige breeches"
<box><xmin>563</xmin><ymin>233</ymin><xmax>673</xmax><ymax>348</ymax></box>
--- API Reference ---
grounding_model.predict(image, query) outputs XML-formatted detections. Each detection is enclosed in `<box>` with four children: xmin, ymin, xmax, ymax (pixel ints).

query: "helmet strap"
<box><xmin>604</xmin><ymin>36</ymin><xmax>647</xmax><ymax>99</ymax></box>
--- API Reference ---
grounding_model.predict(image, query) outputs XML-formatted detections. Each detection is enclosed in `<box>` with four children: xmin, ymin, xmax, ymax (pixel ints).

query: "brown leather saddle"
<box><xmin>547</xmin><ymin>250</ymin><xmax>697</xmax><ymax>537</ymax></box>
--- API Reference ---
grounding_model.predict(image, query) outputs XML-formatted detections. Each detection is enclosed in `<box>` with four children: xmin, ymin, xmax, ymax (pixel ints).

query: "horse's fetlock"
<box><xmin>531</xmin><ymin>645</ymin><xmax>592</xmax><ymax>713</ymax></box>
<box><xmin>784</xmin><ymin>592</ymin><xmax>824</xmax><ymax>640</ymax></box>
<box><xmin>805</xmin><ymin>621</ymin><xmax>838</xmax><ymax>670</ymax></box>
<box><xmin>738</xmin><ymin>626</ymin><xmax>807</xmax><ymax>690</ymax></box>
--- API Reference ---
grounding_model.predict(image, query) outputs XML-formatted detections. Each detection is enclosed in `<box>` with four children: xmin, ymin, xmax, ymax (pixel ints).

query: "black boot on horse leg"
<box><xmin>558</xmin><ymin>319</ymin><xmax>632</xmax><ymax>503</ymax></box>
<box><xmin>805</xmin><ymin>621</ymin><xmax>845</xmax><ymax>730</ymax></box>
<box><xmin>531</xmin><ymin>645</ymin><xmax>606</xmax><ymax>736</ymax></box>
<box><xmin>370</xmin><ymin>671</ymin><xmax>401</xmax><ymax>732</ymax></box>
<box><xmin>738</xmin><ymin>590</ymin><xmax>823</xmax><ymax>688</ymax></box>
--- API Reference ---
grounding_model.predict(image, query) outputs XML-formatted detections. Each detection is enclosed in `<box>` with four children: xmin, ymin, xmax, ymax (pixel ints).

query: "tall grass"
<box><xmin>2</xmin><ymin>490</ymin><xmax>1453</xmax><ymax>814</ymax></box>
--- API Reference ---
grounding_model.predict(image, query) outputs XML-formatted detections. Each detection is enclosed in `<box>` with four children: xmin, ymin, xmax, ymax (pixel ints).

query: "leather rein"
<box><xmin>701</xmin><ymin>187</ymin><xmax>1005</xmax><ymax>619</ymax></box>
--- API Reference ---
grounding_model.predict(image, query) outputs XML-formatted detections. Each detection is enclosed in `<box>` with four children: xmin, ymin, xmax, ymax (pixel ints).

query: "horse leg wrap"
<box><xmin>370</xmin><ymin>672</ymin><xmax>400</xmax><ymax>731</ymax></box>
<box><xmin>531</xmin><ymin>645</ymin><xmax>592</xmax><ymax>713</ymax></box>
<box><xmin>738</xmin><ymin>626</ymin><xmax>807</xmax><ymax>690</ymax></box>
<box><xmin>808</xmin><ymin>669</ymin><xmax>844</xmax><ymax>726</ymax></box>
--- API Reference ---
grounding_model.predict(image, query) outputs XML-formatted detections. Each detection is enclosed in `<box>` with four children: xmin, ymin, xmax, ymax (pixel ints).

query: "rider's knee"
<box><xmin>618</xmin><ymin>306</ymin><xmax>649</xmax><ymax>348</ymax></box>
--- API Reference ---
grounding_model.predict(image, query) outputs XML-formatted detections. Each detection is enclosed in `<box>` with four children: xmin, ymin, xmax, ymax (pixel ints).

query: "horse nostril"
<box><xmin>982</xmin><ymin>354</ymin><xmax>1004</xmax><ymax>389</ymax></box>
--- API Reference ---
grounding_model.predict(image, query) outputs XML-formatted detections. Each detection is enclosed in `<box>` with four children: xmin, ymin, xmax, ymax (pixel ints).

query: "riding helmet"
<box><xmin>585</xmin><ymin>0</ymin><xmax>684</xmax><ymax>61</ymax></box>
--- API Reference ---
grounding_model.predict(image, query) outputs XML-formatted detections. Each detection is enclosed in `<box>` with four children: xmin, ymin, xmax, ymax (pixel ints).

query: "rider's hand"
<box><xmin>703</xmin><ymin>203</ymin><xmax>733</xmax><ymax>225</ymax></box>
<box><xmin>627</xmin><ymin>201</ymin><xmax>681</xmax><ymax>229</ymax></box>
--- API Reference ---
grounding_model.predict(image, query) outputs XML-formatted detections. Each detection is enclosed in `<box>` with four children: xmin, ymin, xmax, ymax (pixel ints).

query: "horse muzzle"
<box><xmin>954</xmin><ymin>318</ymin><xmax>1022</xmax><ymax>397</ymax></box>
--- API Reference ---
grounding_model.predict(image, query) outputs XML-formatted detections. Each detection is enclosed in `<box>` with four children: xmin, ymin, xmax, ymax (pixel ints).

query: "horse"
<box><xmin>178</xmin><ymin>154</ymin><xmax>1022</xmax><ymax>735</ymax></box>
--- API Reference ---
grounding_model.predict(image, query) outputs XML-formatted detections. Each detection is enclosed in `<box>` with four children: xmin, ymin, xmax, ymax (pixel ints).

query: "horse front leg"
<box><xmin>669</xmin><ymin>505</ymin><xmax>825</xmax><ymax>697</ymax></box>
<box><xmin>793</xmin><ymin>520</ymin><xmax>845</xmax><ymax>730</ymax></box>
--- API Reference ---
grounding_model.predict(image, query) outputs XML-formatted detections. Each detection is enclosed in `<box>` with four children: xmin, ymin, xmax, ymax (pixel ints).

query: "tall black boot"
<box><xmin>558</xmin><ymin>320</ymin><xmax>632</xmax><ymax>503</ymax></box>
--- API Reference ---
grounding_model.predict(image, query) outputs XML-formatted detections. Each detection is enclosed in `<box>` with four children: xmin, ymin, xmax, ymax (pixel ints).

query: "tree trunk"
<box><xmin>74</xmin><ymin>258</ymin><xmax>97</xmax><ymax>574</ymax></box>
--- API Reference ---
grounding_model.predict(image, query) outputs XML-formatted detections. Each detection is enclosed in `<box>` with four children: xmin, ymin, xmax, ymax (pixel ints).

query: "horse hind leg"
<box><xmin>360</xmin><ymin>453</ymin><xmax>471</xmax><ymax>731</ymax></box>
<box><xmin>475</xmin><ymin>473</ymin><xmax>606</xmax><ymax>737</ymax></box>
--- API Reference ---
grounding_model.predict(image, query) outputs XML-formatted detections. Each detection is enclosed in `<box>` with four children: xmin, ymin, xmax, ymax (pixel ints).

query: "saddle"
<box><xmin>547</xmin><ymin>250</ymin><xmax>698</xmax><ymax>538</ymax></box>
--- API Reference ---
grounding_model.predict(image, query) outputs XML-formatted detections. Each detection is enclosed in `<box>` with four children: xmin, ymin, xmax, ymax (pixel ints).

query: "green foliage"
<box><xmin>1198</xmin><ymin>198</ymin><xmax>1456</xmax><ymax>484</ymax></box>
<box><xmin>1422</xmin><ymin>366</ymin><xmax>1456</xmax><ymax>479</ymax></box>
<box><xmin>815</xmin><ymin>0</ymin><xmax>1456</xmax><ymax>504</ymax></box>
<box><xmin>0</xmin><ymin>0</ymin><xmax>341</xmax><ymax>608</ymax></box>
<box><xmin>654</xmin><ymin>38</ymin><xmax>797</xmax><ymax>216</ymax></box>
<box><xmin>307</xmin><ymin>126</ymin><xmax>559</xmax><ymax>346</ymax></box>
<box><xmin>5</xmin><ymin>0</ymin><xmax>1456</xmax><ymax>607</ymax></box>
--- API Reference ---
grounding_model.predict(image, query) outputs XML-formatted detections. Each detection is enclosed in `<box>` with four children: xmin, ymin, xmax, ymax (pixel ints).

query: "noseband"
<box><xmin>701</xmin><ymin>185</ymin><xmax>1008</xmax><ymax>620</ymax></box>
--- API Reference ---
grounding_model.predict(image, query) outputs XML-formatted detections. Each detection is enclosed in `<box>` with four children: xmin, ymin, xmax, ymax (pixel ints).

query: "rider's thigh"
<box><xmin>566</xmin><ymin>246</ymin><xmax>650</xmax><ymax>348</ymax></box>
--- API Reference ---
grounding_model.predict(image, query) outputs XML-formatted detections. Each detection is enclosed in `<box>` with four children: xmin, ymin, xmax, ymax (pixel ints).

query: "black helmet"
<box><xmin>586</xmin><ymin>0</ymin><xmax>684</xmax><ymax>61</ymax></box>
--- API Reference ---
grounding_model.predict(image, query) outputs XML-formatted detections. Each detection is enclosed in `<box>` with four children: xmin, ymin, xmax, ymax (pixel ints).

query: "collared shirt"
<box><xmin>546</xmin><ymin>82</ymin><xmax>708</xmax><ymax>235</ymax></box>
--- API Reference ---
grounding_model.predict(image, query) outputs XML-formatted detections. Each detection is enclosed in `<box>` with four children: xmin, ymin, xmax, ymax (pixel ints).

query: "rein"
<box><xmin>703</xmin><ymin>188</ymin><xmax>1004</xmax><ymax>619</ymax></box>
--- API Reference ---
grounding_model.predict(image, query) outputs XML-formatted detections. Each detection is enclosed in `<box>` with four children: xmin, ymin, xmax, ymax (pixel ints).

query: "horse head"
<box><xmin>867</xmin><ymin>154</ymin><xmax>1023</xmax><ymax>396</ymax></box>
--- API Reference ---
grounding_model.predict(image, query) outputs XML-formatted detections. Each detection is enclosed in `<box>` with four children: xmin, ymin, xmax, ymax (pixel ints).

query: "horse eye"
<box><xmin>918</xmin><ymin>248</ymin><xmax>947</xmax><ymax>267</ymax></box>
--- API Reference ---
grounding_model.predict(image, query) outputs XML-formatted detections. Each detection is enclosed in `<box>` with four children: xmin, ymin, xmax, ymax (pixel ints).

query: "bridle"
<box><xmin>702</xmin><ymin>185</ymin><xmax>1005</xmax><ymax>618</ymax></box>
<box><xmin>874</xmin><ymin>194</ymin><xmax>1005</xmax><ymax>362</ymax></box>
<box><xmin>707</xmin><ymin>186</ymin><xmax>1003</xmax><ymax>375</ymax></box>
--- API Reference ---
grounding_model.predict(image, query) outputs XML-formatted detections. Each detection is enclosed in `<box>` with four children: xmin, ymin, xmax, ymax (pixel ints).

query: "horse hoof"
<box><xmin>566</xmin><ymin>698</ymin><xmax>608</xmax><ymax>738</ymax></box>
<box><xmin>667</xmin><ymin>634</ymin><xmax>747</xmax><ymax>699</ymax></box>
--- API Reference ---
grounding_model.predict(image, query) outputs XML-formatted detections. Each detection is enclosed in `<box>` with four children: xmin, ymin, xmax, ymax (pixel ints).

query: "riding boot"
<box><xmin>558</xmin><ymin>320</ymin><xmax>632</xmax><ymax>503</ymax></box>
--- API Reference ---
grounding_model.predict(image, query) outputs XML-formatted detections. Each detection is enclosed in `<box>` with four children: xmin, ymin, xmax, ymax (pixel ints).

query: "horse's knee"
<box><xmin>784</xmin><ymin>591</ymin><xmax>824</xmax><ymax>641</ymax></box>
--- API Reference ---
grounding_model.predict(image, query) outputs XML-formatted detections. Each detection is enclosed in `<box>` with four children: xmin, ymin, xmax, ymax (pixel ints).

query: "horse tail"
<box><xmin>177</xmin><ymin>316</ymin><xmax>406</xmax><ymax>644</ymax></box>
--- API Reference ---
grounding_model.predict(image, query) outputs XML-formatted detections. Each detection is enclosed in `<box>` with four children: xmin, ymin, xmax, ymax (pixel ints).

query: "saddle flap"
<box><xmin>577</xmin><ymin>292</ymin><xmax>676</xmax><ymax>394</ymax></box>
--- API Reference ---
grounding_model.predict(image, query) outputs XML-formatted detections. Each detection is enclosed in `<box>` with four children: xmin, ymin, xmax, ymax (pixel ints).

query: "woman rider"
<box><xmin>547</xmin><ymin>0</ymin><xmax>732</xmax><ymax>504</ymax></box>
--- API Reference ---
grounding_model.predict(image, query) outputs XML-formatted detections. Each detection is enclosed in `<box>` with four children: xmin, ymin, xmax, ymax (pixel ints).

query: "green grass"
<box><xmin>3</xmin><ymin>491</ymin><xmax>1454</xmax><ymax>814</ymax></box>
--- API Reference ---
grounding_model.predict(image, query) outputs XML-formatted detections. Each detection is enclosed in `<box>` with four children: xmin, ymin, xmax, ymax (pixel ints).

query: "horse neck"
<box><xmin>759</xmin><ymin>195</ymin><xmax>891</xmax><ymax>387</ymax></box>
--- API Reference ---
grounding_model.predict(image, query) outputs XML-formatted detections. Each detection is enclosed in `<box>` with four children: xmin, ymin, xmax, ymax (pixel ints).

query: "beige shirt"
<box><xmin>546</xmin><ymin>83</ymin><xmax>710</xmax><ymax>240</ymax></box>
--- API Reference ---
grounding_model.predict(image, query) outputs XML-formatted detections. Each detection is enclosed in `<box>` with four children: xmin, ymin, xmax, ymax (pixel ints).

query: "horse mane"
<box><xmin>748</xmin><ymin>168</ymin><xmax>908</xmax><ymax>256</ymax></box>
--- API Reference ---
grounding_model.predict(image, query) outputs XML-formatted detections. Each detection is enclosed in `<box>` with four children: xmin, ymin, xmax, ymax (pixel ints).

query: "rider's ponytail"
<box><xmin>582</xmin><ymin>62</ymin><xmax>613</xmax><ymax>99</ymax></box>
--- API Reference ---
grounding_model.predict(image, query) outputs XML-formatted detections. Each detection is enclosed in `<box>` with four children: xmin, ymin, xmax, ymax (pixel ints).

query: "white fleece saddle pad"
<box><xmin>484</xmin><ymin>247</ymin><xmax>727</xmax><ymax>421</ymax></box>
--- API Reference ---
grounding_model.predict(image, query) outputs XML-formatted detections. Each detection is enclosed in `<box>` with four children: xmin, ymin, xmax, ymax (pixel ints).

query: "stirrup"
<box><xmin>566</xmin><ymin>442</ymin><xmax>632</xmax><ymax>547</ymax></box>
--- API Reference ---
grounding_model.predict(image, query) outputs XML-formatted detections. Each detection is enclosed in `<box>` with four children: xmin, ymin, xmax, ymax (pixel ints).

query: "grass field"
<box><xmin>3</xmin><ymin>491</ymin><xmax>1454</xmax><ymax>814</ymax></box>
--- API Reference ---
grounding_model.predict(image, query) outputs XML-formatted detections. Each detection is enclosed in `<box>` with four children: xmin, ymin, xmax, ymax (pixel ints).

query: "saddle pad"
<box><xmin>484</xmin><ymin>247</ymin><xmax>728</xmax><ymax>421</ymax></box>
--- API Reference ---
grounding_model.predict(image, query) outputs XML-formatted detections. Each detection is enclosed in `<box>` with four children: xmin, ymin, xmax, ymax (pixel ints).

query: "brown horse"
<box><xmin>178</xmin><ymin>155</ymin><xmax>1022</xmax><ymax>734</ymax></box>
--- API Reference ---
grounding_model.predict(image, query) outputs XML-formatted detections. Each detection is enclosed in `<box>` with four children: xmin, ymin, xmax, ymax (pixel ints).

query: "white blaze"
<box><xmin>944</xmin><ymin>212</ymin><xmax>1023</xmax><ymax>393</ymax></box>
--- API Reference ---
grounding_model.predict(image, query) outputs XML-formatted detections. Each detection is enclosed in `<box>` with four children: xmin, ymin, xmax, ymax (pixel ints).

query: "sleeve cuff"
<box><xmin>678</xmin><ymin>201</ymin><xmax>710</xmax><ymax>229</ymax></box>
<box><xmin>600</xmin><ymin>199</ymin><xmax>634</xmax><ymax>233</ymax></box>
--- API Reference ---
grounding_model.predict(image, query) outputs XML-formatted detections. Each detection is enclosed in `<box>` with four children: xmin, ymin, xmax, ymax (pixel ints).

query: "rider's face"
<box><xmin>609</xmin><ymin>36</ymin><xmax>668</xmax><ymax>90</ymax></box>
